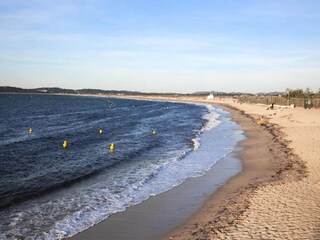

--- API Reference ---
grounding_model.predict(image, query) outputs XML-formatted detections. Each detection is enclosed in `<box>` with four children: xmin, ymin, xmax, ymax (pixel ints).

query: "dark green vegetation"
<box><xmin>0</xmin><ymin>86</ymin><xmax>190</xmax><ymax>96</ymax></box>
<box><xmin>238</xmin><ymin>88</ymin><xmax>320</xmax><ymax>109</ymax></box>
<box><xmin>0</xmin><ymin>86</ymin><xmax>146</xmax><ymax>95</ymax></box>
<box><xmin>284</xmin><ymin>88</ymin><xmax>320</xmax><ymax>98</ymax></box>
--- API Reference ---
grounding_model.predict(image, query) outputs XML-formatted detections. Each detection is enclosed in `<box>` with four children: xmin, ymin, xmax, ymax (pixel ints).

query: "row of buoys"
<box><xmin>63</xmin><ymin>140</ymin><xmax>113</xmax><ymax>150</ymax></box>
<box><xmin>27</xmin><ymin>128</ymin><xmax>157</xmax><ymax>151</ymax></box>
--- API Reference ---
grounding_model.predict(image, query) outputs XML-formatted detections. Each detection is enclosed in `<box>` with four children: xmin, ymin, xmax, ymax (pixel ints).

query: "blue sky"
<box><xmin>0</xmin><ymin>0</ymin><xmax>319</xmax><ymax>93</ymax></box>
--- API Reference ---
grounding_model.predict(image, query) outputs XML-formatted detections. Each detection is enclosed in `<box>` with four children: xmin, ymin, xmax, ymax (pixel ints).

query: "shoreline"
<box><xmin>68</xmin><ymin>150</ymin><xmax>242</xmax><ymax>240</ymax></box>
<box><xmin>67</xmin><ymin>96</ymin><xmax>320</xmax><ymax>239</ymax></box>
<box><xmin>164</xmin><ymin>103</ymin><xmax>307</xmax><ymax>239</ymax></box>
<box><xmin>110</xmin><ymin>95</ymin><xmax>309</xmax><ymax>239</ymax></box>
<box><xmin>67</xmin><ymin>102</ymin><xmax>244</xmax><ymax>240</ymax></box>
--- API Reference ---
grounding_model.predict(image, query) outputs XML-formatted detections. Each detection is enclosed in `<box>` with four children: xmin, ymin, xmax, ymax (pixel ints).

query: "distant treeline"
<box><xmin>0</xmin><ymin>86</ymin><xmax>280</xmax><ymax>97</ymax></box>
<box><xmin>284</xmin><ymin>88</ymin><xmax>320</xmax><ymax>98</ymax></box>
<box><xmin>1</xmin><ymin>86</ymin><xmax>319</xmax><ymax>98</ymax></box>
<box><xmin>238</xmin><ymin>88</ymin><xmax>320</xmax><ymax>109</ymax></box>
<box><xmin>0</xmin><ymin>86</ymin><xmax>258</xmax><ymax>96</ymax></box>
<box><xmin>0</xmin><ymin>86</ymin><xmax>178</xmax><ymax>96</ymax></box>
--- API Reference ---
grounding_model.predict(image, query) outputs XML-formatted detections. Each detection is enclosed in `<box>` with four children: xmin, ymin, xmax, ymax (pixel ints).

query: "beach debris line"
<box><xmin>109</xmin><ymin>143</ymin><xmax>115</xmax><ymax>151</ymax></box>
<box><xmin>28</xmin><ymin>128</ymin><xmax>33</xmax><ymax>134</ymax></box>
<box><xmin>63</xmin><ymin>140</ymin><xmax>68</xmax><ymax>149</ymax></box>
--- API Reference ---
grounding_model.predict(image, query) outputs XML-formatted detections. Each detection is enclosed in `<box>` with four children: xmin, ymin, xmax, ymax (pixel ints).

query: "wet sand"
<box><xmin>68</xmin><ymin>95</ymin><xmax>317</xmax><ymax>239</ymax></box>
<box><xmin>68</xmin><ymin>152</ymin><xmax>241</xmax><ymax>240</ymax></box>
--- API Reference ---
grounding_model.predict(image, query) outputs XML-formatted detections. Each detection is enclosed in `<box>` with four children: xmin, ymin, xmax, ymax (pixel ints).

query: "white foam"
<box><xmin>190</xmin><ymin>105</ymin><xmax>221</xmax><ymax>151</ymax></box>
<box><xmin>202</xmin><ymin>105</ymin><xmax>221</xmax><ymax>132</ymax></box>
<box><xmin>192</xmin><ymin>136</ymin><xmax>200</xmax><ymax>150</ymax></box>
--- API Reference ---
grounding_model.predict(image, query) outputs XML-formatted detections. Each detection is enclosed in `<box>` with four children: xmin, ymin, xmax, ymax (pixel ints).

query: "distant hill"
<box><xmin>0</xmin><ymin>86</ymin><xmax>39</xmax><ymax>93</ymax></box>
<box><xmin>0</xmin><ymin>86</ymin><xmax>143</xmax><ymax>95</ymax></box>
<box><xmin>0</xmin><ymin>86</ymin><xmax>284</xmax><ymax>96</ymax></box>
<box><xmin>194</xmin><ymin>90</ymin><xmax>284</xmax><ymax>96</ymax></box>
<box><xmin>193</xmin><ymin>91</ymin><xmax>254</xmax><ymax>96</ymax></box>
<box><xmin>0</xmin><ymin>86</ymin><xmax>178</xmax><ymax>96</ymax></box>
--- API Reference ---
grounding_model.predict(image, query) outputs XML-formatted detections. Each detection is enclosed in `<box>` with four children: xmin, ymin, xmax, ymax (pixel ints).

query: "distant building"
<box><xmin>207</xmin><ymin>93</ymin><xmax>214</xmax><ymax>99</ymax></box>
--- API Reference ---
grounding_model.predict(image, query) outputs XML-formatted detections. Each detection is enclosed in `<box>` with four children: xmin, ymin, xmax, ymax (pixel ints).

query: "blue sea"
<box><xmin>0</xmin><ymin>94</ymin><xmax>244</xmax><ymax>239</ymax></box>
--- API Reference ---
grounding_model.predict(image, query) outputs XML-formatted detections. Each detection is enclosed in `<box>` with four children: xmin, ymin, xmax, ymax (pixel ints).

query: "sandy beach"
<box><xmin>142</xmin><ymin>96</ymin><xmax>319</xmax><ymax>239</ymax></box>
<box><xmin>69</xmin><ymin>95</ymin><xmax>319</xmax><ymax>239</ymax></box>
<box><xmin>204</xmin><ymin>99</ymin><xmax>320</xmax><ymax>240</ymax></box>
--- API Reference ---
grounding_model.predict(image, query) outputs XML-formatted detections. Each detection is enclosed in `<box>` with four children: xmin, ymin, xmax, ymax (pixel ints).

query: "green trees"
<box><xmin>284</xmin><ymin>88</ymin><xmax>320</xmax><ymax>98</ymax></box>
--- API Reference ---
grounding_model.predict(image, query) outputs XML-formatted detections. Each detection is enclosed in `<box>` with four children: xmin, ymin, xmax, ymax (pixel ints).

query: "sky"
<box><xmin>0</xmin><ymin>0</ymin><xmax>319</xmax><ymax>93</ymax></box>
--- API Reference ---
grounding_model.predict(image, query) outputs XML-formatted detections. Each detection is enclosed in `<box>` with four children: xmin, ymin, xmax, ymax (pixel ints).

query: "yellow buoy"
<box><xmin>28</xmin><ymin>128</ymin><xmax>33</xmax><ymax>134</ymax></box>
<box><xmin>257</xmin><ymin>116</ymin><xmax>265</xmax><ymax>125</ymax></box>
<box><xmin>109</xmin><ymin>143</ymin><xmax>115</xmax><ymax>151</ymax></box>
<box><xmin>152</xmin><ymin>130</ymin><xmax>157</xmax><ymax>135</ymax></box>
<box><xmin>63</xmin><ymin>140</ymin><xmax>68</xmax><ymax>149</ymax></box>
<box><xmin>99</xmin><ymin>129</ymin><xmax>103</xmax><ymax>135</ymax></box>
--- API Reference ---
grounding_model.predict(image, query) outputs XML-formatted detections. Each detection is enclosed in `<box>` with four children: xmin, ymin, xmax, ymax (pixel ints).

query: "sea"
<box><xmin>0</xmin><ymin>93</ymin><xmax>245</xmax><ymax>240</ymax></box>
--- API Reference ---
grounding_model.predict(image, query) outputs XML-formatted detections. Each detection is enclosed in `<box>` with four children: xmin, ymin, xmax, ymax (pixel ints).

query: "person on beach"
<box><xmin>266</xmin><ymin>103</ymin><xmax>274</xmax><ymax>110</ymax></box>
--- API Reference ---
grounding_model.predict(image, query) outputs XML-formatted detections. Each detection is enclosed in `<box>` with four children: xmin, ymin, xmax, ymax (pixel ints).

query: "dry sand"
<box><xmin>209</xmin><ymin>99</ymin><xmax>320</xmax><ymax>240</ymax></box>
